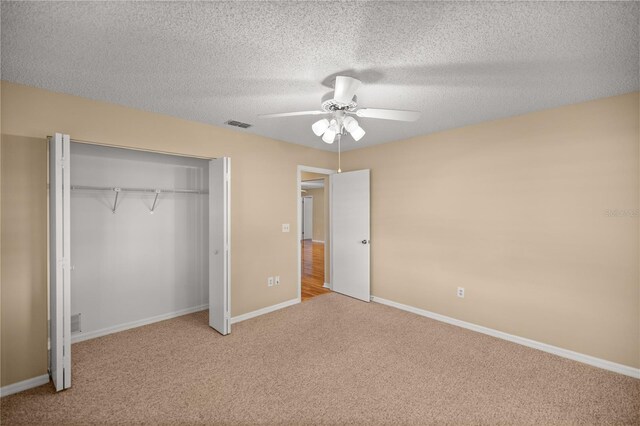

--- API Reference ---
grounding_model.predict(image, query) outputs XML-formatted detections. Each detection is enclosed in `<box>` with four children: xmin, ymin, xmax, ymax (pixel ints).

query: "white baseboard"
<box><xmin>323</xmin><ymin>282</ymin><xmax>331</xmax><ymax>289</ymax></box>
<box><xmin>71</xmin><ymin>304</ymin><xmax>208</xmax><ymax>344</ymax></box>
<box><xmin>371</xmin><ymin>296</ymin><xmax>640</xmax><ymax>379</ymax></box>
<box><xmin>0</xmin><ymin>374</ymin><xmax>49</xmax><ymax>398</ymax></box>
<box><xmin>231</xmin><ymin>298</ymin><xmax>300</xmax><ymax>324</ymax></box>
<box><xmin>312</xmin><ymin>240</ymin><xmax>325</xmax><ymax>244</ymax></box>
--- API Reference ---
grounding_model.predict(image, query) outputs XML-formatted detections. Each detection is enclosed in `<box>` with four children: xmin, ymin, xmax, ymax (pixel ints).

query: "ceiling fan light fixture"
<box><xmin>350</xmin><ymin>125</ymin><xmax>366</xmax><ymax>141</ymax></box>
<box><xmin>322</xmin><ymin>128</ymin><xmax>336</xmax><ymax>144</ymax></box>
<box><xmin>311</xmin><ymin>118</ymin><xmax>330</xmax><ymax>136</ymax></box>
<box><xmin>259</xmin><ymin>75</ymin><xmax>420</xmax><ymax>147</ymax></box>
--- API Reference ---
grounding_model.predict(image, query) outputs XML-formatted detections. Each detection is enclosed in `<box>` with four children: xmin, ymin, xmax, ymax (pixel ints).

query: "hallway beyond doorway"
<box><xmin>301</xmin><ymin>240</ymin><xmax>330</xmax><ymax>301</ymax></box>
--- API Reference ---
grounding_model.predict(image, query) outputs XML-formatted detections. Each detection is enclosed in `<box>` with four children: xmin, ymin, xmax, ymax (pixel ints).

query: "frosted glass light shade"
<box><xmin>311</xmin><ymin>119</ymin><xmax>330</xmax><ymax>136</ymax></box>
<box><xmin>322</xmin><ymin>128</ymin><xmax>336</xmax><ymax>144</ymax></box>
<box><xmin>350</xmin><ymin>125</ymin><xmax>365</xmax><ymax>141</ymax></box>
<box><xmin>343</xmin><ymin>116</ymin><xmax>359</xmax><ymax>133</ymax></box>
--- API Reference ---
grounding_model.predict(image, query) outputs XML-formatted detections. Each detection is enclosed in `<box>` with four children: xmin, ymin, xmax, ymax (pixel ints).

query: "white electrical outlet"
<box><xmin>275</xmin><ymin>276</ymin><xmax>280</xmax><ymax>285</ymax></box>
<box><xmin>282</xmin><ymin>224</ymin><xmax>290</xmax><ymax>233</ymax></box>
<box><xmin>268</xmin><ymin>277</ymin><xmax>274</xmax><ymax>287</ymax></box>
<box><xmin>457</xmin><ymin>287</ymin><xmax>465</xmax><ymax>298</ymax></box>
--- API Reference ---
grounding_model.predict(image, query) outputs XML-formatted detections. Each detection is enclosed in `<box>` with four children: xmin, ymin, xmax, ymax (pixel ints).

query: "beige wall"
<box><xmin>1</xmin><ymin>136</ymin><xmax>49</xmax><ymax>386</ymax></box>
<box><xmin>343</xmin><ymin>92</ymin><xmax>640</xmax><ymax>368</ymax></box>
<box><xmin>305</xmin><ymin>187</ymin><xmax>325</xmax><ymax>241</ymax></box>
<box><xmin>1</xmin><ymin>80</ymin><xmax>638</xmax><ymax>388</ymax></box>
<box><xmin>0</xmin><ymin>81</ymin><xmax>336</xmax><ymax>386</ymax></box>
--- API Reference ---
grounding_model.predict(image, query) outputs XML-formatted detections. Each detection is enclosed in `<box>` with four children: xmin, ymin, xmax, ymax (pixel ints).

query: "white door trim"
<box><xmin>297</xmin><ymin>166</ymin><xmax>336</xmax><ymax>301</ymax></box>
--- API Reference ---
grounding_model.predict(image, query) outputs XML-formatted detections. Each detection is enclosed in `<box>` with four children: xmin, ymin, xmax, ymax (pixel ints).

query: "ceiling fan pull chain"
<box><xmin>338</xmin><ymin>133</ymin><xmax>342</xmax><ymax>173</ymax></box>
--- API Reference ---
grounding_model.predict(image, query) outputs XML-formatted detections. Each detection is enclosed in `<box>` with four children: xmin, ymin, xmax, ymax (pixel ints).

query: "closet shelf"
<box><xmin>70</xmin><ymin>185</ymin><xmax>207</xmax><ymax>194</ymax></box>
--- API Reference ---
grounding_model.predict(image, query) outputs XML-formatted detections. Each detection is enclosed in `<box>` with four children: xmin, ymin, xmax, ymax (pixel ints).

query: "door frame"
<box><xmin>297</xmin><ymin>165</ymin><xmax>336</xmax><ymax>301</ymax></box>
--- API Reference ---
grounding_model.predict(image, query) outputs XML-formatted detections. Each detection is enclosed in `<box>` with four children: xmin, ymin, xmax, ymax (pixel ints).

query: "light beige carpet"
<box><xmin>1</xmin><ymin>293</ymin><xmax>639</xmax><ymax>425</ymax></box>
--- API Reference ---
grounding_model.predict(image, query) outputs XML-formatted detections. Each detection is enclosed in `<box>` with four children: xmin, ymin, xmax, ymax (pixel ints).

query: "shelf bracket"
<box><xmin>150</xmin><ymin>189</ymin><xmax>161</xmax><ymax>214</ymax></box>
<box><xmin>112</xmin><ymin>188</ymin><xmax>121</xmax><ymax>214</ymax></box>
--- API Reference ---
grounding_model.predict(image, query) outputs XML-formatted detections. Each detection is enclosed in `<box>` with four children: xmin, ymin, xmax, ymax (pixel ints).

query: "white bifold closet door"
<box><xmin>330</xmin><ymin>169</ymin><xmax>371</xmax><ymax>302</ymax></box>
<box><xmin>50</xmin><ymin>139</ymin><xmax>232</xmax><ymax>394</ymax></box>
<box><xmin>49</xmin><ymin>133</ymin><xmax>72</xmax><ymax>391</ymax></box>
<box><xmin>209</xmin><ymin>157</ymin><xmax>231</xmax><ymax>335</ymax></box>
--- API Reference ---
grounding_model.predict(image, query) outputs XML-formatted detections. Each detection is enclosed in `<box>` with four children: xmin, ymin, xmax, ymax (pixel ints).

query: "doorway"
<box><xmin>297</xmin><ymin>166</ymin><xmax>334</xmax><ymax>302</ymax></box>
<box><xmin>297</xmin><ymin>166</ymin><xmax>371</xmax><ymax>304</ymax></box>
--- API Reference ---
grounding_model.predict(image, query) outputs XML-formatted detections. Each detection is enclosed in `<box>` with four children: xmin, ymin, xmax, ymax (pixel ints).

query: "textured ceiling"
<box><xmin>2</xmin><ymin>1</ymin><xmax>638</xmax><ymax>152</ymax></box>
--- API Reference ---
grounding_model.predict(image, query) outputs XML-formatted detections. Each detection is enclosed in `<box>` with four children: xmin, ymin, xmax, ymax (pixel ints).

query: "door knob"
<box><xmin>361</xmin><ymin>240</ymin><xmax>370</xmax><ymax>244</ymax></box>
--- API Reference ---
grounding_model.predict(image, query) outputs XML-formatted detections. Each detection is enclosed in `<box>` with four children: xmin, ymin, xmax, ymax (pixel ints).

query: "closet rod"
<box><xmin>70</xmin><ymin>185</ymin><xmax>207</xmax><ymax>194</ymax></box>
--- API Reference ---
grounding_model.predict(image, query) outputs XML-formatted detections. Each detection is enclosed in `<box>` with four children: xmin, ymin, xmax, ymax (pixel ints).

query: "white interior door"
<box><xmin>49</xmin><ymin>133</ymin><xmax>72</xmax><ymax>391</ymax></box>
<box><xmin>330</xmin><ymin>169</ymin><xmax>370</xmax><ymax>302</ymax></box>
<box><xmin>303</xmin><ymin>196</ymin><xmax>313</xmax><ymax>240</ymax></box>
<box><xmin>209</xmin><ymin>157</ymin><xmax>231</xmax><ymax>335</ymax></box>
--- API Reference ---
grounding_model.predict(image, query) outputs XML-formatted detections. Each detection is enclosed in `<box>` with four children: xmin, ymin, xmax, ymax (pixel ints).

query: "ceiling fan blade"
<box><xmin>333</xmin><ymin>76</ymin><xmax>361</xmax><ymax>104</ymax></box>
<box><xmin>355</xmin><ymin>108</ymin><xmax>421</xmax><ymax>122</ymax></box>
<box><xmin>259</xmin><ymin>110</ymin><xmax>327</xmax><ymax>118</ymax></box>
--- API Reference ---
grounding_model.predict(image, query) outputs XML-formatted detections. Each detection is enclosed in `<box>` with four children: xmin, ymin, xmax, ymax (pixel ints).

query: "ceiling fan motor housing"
<box><xmin>321</xmin><ymin>98</ymin><xmax>357</xmax><ymax>113</ymax></box>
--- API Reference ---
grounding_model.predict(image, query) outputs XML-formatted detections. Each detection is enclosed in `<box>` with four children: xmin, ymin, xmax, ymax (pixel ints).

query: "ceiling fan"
<box><xmin>259</xmin><ymin>76</ymin><xmax>421</xmax><ymax>144</ymax></box>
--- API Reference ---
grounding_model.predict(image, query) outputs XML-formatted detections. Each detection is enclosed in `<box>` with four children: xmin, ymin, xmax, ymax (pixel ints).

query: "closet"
<box><xmin>49</xmin><ymin>134</ymin><xmax>230</xmax><ymax>392</ymax></box>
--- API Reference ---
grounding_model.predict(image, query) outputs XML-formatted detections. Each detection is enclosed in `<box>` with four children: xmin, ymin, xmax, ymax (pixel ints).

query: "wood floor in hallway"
<box><xmin>301</xmin><ymin>239</ymin><xmax>330</xmax><ymax>301</ymax></box>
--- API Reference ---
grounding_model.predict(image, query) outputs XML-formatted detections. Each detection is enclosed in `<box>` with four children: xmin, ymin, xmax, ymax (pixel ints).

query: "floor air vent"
<box><xmin>225</xmin><ymin>120</ymin><xmax>252</xmax><ymax>129</ymax></box>
<box><xmin>71</xmin><ymin>313</ymin><xmax>82</xmax><ymax>333</ymax></box>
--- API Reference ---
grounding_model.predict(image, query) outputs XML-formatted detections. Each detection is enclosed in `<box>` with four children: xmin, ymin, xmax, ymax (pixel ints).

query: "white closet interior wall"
<box><xmin>70</xmin><ymin>143</ymin><xmax>209</xmax><ymax>339</ymax></box>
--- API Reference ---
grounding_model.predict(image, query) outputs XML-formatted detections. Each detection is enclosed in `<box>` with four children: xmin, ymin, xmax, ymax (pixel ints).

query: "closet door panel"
<box><xmin>209</xmin><ymin>157</ymin><xmax>231</xmax><ymax>335</ymax></box>
<box><xmin>49</xmin><ymin>133</ymin><xmax>72</xmax><ymax>391</ymax></box>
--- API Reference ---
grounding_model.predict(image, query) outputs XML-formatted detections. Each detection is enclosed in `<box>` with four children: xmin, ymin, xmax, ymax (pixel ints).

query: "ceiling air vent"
<box><xmin>225</xmin><ymin>120</ymin><xmax>252</xmax><ymax>129</ymax></box>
